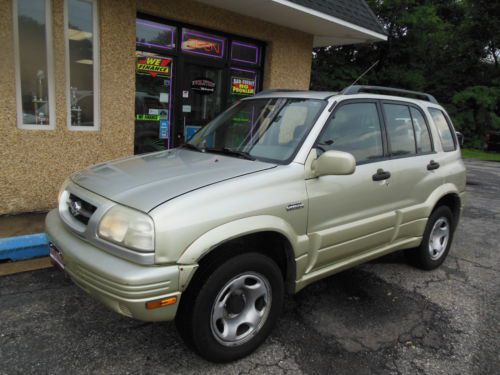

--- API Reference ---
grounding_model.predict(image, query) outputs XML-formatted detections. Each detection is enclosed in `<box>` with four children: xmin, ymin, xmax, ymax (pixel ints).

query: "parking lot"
<box><xmin>0</xmin><ymin>159</ymin><xmax>498</xmax><ymax>375</ymax></box>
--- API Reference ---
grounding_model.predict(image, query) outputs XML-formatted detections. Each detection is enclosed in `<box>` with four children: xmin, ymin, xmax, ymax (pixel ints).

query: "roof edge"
<box><xmin>272</xmin><ymin>0</ymin><xmax>388</xmax><ymax>41</ymax></box>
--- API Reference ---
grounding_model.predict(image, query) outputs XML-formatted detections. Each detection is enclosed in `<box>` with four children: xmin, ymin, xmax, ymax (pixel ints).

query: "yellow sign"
<box><xmin>136</xmin><ymin>56</ymin><xmax>172</xmax><ymax>78</ymax></box>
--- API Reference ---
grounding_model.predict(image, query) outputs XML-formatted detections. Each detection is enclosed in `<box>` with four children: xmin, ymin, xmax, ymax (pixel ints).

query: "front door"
<box><xmin>179</xmin><ymin>63</ymin><xmax>224</xmax><ymax>143</ymax></box>
<box><xmin>305</xmin><ymin>101</ymin><xmax>396</xmax><ymax>272</ymax></box>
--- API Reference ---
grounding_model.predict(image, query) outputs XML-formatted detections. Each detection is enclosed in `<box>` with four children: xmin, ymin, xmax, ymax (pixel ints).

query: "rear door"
<box><xmin>426</xmin><ymin>107</ymin><xmax>465</xmax><ymax>197</ymax></box>
<box><xmin>305</xmin><ymin>100</ymin><xmax>396</xmax><ymax>272</ymax></box>
<box><xmin>380</xmin><ymin>101</ymin><xmax>443</xmax><ymax>241</ymax></box>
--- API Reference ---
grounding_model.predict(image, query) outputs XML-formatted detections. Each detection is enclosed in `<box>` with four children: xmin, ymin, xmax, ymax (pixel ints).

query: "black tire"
<box><xmin>406</xmin><ymin>205</ymin><xmax>455</xmax><ymax>270</ymax></box>
<box><xmin>175</xmin><ymin>252</ymin><xmax>284</xmax><ymax>363</ymax></box>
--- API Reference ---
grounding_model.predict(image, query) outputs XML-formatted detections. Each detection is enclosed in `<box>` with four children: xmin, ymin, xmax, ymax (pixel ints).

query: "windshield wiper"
<box><xmin>181</xmin><ymin>143</ymin><xmax>203</xmax><ymax>152</ymax></box>
<box><xmin>205</xmin><ymin>147</ymin><xmax>255</xmax><ymax>161</ymax></box>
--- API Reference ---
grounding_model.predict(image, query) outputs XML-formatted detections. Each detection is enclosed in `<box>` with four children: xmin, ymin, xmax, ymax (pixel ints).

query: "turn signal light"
<box><xmin>146</xmin><ymin>297</ymin><xmax>177</xmax><ymax>310</ymax></box>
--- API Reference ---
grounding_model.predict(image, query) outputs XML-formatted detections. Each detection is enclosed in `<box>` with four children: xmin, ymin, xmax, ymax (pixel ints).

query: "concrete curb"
<box><xmin>0</xmin><ymin>233</ymin><xmax>49</xmax><ymax>261</ymax></box>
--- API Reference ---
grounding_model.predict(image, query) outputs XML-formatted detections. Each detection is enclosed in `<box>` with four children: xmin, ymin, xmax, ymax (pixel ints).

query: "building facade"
<box><xmin>0</xmin><ymin>0</ymin><xmax>386</xmax><ymax>215</ymax></box>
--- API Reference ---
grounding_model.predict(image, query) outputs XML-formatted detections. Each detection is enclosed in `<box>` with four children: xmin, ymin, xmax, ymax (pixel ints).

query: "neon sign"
<box><xmin>181</xmin><ymin>29</ymin><xmax>225</xmax><ymax>58</ymax></box>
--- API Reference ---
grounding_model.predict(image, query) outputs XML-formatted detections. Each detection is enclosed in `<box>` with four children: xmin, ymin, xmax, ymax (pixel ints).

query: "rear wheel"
<box><xmin>406</xmin><ymin>205</ymin><xmax>454</xmax><ymax>270</ymax></box>
<box><xmin>176</xmin><ymin>252</ymin><xmax>284</xmax><ymax>362</ymax></box>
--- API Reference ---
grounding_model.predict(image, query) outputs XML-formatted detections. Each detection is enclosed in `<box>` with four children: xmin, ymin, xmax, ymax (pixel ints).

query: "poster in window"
<box><xmin>231</xmin><ymin>77</ymin><xmax>256</xmax><ymax>97</ymax></box>
<box><xmin>136</xmin><ymin>55</ymin><xmax>172</xmax><ymax>78</ymax></box>
<box><xmin>159</xmin><ymin>119</ymin><xmax>169</xmax><ymax>139</ymax></box>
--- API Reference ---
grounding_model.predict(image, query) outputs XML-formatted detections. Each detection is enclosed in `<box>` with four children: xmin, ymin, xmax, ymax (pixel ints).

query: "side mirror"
<box><xmin>312</xmin><ymin>150</ymin><xmax>356</xmax><ymax>177</ymax></box>
<box><xmin>456</xmin><ymin>131</ymin><xmax>464</xmax><ymax>147</ymax></box>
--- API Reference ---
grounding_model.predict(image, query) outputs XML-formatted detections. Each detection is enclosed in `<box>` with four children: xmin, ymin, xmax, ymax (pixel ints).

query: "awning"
<box><xmin>194</xmin><ymin>0</ymin><xmax>387</xmax><ymax>47</ymax></box>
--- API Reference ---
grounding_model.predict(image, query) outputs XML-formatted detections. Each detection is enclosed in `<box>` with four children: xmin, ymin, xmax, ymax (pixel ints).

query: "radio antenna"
<box><xmin>344</xmin><ymin>60</ymin><xmax>379</xmax><ymax>91</ymax></box>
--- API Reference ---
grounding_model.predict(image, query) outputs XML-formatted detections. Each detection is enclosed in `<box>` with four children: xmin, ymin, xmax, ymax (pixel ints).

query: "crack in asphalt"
<box><xmin>270</xmin><ymin>268</ymin><xmax>459</xmax><ymax>375</ymax></box>
<box><xmin>452</xmin><ymin>255</ymin><xmax>500</xmax><ymax>273</ymax></box>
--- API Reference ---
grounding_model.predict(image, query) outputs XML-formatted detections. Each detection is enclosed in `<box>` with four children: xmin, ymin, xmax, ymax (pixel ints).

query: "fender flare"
<box><xmin>177</xmin><ymin>215</ymin><xmax>306</xmax><ymax>265</ymax></box>
<box><xmin>424</xmin><ymin>183</ymin><xmax>463</xmax><ymax>217</ymax></box>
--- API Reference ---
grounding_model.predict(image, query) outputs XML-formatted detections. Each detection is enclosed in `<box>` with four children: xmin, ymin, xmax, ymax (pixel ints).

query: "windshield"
<box><xmin>188</xmin><ymin>98</ymin><xmax>326</xmax><ymax>163</ymax></box>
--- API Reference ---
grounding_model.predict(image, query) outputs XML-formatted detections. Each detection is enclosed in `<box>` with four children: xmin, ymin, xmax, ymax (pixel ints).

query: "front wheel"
<box><xmin>406</xmin><ymin>205</ymin><xmax>455</xmax><ymax>270</ymax></box>
<box><xmin>176</xmin><ymin>252</ymin><xmax>284</xmax><ymax>362</ymax></box>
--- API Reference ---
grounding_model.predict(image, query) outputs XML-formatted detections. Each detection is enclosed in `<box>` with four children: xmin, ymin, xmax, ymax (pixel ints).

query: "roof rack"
<box><xmin>341</xmin><ymin>85</ymin><xmax>438</xmax><ymax>104</ymax></box>
<box><xmin>254</xmin><ymin>89</ymin><xmax>306</xmax><ymax>96</ymax></box>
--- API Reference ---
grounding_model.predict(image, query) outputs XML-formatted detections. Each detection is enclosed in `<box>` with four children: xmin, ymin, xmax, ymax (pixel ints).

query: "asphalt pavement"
<box><xmin>0</xmin><ymin>159</ymin><xmax>499</xmax><ymax>375</ymax></box>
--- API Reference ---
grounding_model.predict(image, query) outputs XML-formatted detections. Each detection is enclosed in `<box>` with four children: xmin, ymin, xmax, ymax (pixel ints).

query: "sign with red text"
<box><xmin>231</xmin><ymin>77</ymin><xmax>256</xmax><ymax>96</ymax></box>
<box><xmin>136</xmin><ymin>56</ymin><xmax>172</xmax><ymax>78</ymax></box>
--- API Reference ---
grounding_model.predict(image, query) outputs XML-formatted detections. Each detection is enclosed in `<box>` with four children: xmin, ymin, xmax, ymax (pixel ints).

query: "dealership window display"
<box><xmin>134</xmin><ymin>16</ymin><xmax>265</xmax><ymax>154</ymax></box>
<box><xmin>13</xmin><ymin>0</ymin><xmax>55</xmax><ymax>129</ymax></box>
<box><xmin>65</xmin><ymin>0</ymin><xmax>99</xmax><ymax>130</ymax></box>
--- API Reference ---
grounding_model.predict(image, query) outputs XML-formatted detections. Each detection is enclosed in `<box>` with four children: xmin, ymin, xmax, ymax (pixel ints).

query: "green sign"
<box><xmin>136</xmin><ymin>114</ymin><xmax>160</xmax><ymax>121</ymax></box>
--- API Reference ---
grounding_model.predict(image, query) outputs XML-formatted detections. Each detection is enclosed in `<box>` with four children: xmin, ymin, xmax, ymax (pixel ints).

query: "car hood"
<box><xmin>71</xmin><ymin>148</ymin><xmax>277</xmax><ymax>212</ymax></box>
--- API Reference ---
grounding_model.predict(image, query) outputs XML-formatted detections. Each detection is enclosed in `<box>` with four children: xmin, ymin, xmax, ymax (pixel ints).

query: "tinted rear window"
<box><xmin>410</xmin><ymin>107</ymin><xmax>433</xmax><ymax>153</ymax></box>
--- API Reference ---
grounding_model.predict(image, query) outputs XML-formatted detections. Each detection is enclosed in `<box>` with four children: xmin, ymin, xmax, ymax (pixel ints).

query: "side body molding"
<box><xmin>177</xmin><ymin>215</ymin><xmax>309</xmax><ymax>265</ymax></box>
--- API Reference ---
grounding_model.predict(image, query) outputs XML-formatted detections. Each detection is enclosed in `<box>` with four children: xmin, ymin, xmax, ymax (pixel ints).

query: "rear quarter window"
<box><xmin>428</xmin><ymin>108</ymin><xmax>456</xmax><ymax>152</ymax></box>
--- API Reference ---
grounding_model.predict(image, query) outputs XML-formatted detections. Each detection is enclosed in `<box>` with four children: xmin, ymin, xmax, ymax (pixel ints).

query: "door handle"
<box><xmin>427</xmin><ymin>160</ymin><xmax>440</xmax><ymax>171</ymax></box>
<box><xmin>372</xmin><ymin>169</ymin><xmax>391</xmax><ymax>181</ymax></box>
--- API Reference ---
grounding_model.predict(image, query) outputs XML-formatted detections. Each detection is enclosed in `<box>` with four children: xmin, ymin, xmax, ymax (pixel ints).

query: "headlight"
<box><xmin>98</xmin><ymin>205</ymin><xmax>154</xmax><ymax>252</ymax></box>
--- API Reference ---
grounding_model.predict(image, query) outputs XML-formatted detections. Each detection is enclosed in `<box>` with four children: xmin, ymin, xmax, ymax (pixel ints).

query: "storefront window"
<box><xmin>181</xmin><ymin>64</ymin><xmax>224</xmax><ymax>141</ymax></box>
<box><xmin>136</xmin><ymin>19</ymin><xmax>176</xmax><ymax>51</ymax></box>
<box><xmin>14</xmin><ymin>0</ymin><xmax>55</xmax><ymax>129</ymax></box>
<box><xmin>135</xmin><ymin>52</ymin><xmax>173</xmax><ymax>154</ymax></box>
<box><xmin>134</xmin><ymin>17</ymin><xmax>265</xmax><ymax>152</ymax></box>
<box><xmin>181</xmin><ymin>28</ymin><xmax>226</xmax><ymax>59</ymax></box>
<box><xmin>231</xmin><ymin>41</ymin><xmax>260</xmax><ymax>65</ymax></box>
<box><xmin>66</xmin><ymin>0</ymin><xmax>99</xmax><ymax>129</ymax></box>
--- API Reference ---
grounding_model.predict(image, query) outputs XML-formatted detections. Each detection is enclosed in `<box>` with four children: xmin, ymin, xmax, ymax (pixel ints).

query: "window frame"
<box><xmin>380</xmin><ymin>100</ymin><xmax>436</xmax><ymax>158</ymax></box>
<box><xmin>409</xmin><ymin>105</ymin><xmax>435</xmax><ymax>155</ymax></box>
<box><xmin>13</xmin><ymin>0</ymin><xmax>56</xmax><ymax>130</ymax></box>
<box><xmin>64</xmin><ymin>0</ymin><xmax>100</xmax><ymax>131</ymax></box>
<box><xmin>190</xmin><ymin>97</ymin><xmax>328</xmax><ymax>165</ymax></box>
<box><xmin>230</xmin><ymin>40</ymin><xmax>261</xmax><ymax>66</ymax></box>
<box><xmin>136</xmin><ymin>18</ymin><xmax>177</xmax><ymax>51</ymax></box>
<box><xmin>428</xmin><ymin>107</ymin><xmax>457</xmax><ymax>152</ymax></box>
<box><xmin>314</xmin><ymin>99</ymin><xmax>389</xmax><ymax>166</ymax></box>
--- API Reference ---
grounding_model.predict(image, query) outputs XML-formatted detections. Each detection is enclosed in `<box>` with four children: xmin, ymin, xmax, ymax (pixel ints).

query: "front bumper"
<box><xmin>45</xmin><ymin>209</ymin><xmax>181</xmax><ymax>322</ymax></box>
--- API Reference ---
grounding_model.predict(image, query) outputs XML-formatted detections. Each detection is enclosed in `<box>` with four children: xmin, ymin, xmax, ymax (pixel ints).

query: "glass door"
<box><xmin>180</xmin><ymin>63</ymin><xmax>224</xmax><ymax>142</ymax></box>
<box><xmin>135</xmin><ymin>52</ymin><xmax>174</xmax><ymax>154</ymax></box>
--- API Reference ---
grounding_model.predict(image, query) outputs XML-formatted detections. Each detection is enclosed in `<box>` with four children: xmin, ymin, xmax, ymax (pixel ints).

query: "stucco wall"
<box><xmin>0</xmin><ymin>0</ymin><xmax>313</xmax><ymax>215</ymax></box>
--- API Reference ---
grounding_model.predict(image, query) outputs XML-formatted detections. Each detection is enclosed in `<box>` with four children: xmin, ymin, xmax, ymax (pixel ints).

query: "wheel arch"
<box><xmin>431</xmin><ymin>192</ymin><xmax>462</xmax><ymax>230</ymax></box>
<box><xmin>177</xmin><ymin>216</ymin><xmax>302</xmax><ymax>294</ymax></box>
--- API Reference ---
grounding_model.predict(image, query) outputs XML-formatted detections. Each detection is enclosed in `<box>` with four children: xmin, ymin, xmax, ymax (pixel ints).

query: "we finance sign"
<box><xmin>136</xmin><ymin>56</ymin><xmax>172</xmax><ymax>78</ymax></box>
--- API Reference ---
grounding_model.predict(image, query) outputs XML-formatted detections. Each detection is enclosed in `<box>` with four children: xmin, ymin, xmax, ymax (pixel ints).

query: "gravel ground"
<box><xmin>0</xmin><ymin>159</ymin><xmax>498</xmax><ymax>375</ymax></box>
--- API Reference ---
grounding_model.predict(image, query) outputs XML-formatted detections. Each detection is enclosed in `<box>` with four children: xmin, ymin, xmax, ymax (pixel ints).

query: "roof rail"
<box><xmin>341</xmin><ymin>85</ymin><xmax>438</xmax><ymax>104</ymax></box>
<box><xmin>254</xmin><ymin>89</ymin><xmax>306</xmax><ymax>96</ymax></box>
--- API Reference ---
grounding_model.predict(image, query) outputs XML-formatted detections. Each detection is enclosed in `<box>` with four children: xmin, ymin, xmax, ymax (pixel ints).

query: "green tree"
<box><xmin>310</xmin><ymin>0</ymin><xmax>500</xmax><ymax>147</ymax></box>
<box><xmin>451</xmin><ymin>86</ymin><xmax>500</xmax><ymax>148</ymax></box>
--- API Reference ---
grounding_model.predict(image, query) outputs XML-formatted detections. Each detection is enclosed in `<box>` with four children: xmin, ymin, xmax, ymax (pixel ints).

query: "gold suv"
<box><xmin>46</xmin><ymin>86</ymin><xmax>466</xmax><ymax>362</ymax></box>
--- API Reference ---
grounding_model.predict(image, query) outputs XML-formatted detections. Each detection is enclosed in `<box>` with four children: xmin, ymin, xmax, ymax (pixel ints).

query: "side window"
<box><xmin>383</xmin><ymin>104</ymin><xmax>416</xmax><ymax>156</ymax></box>
<box><xmin>429</xmin><ymin>108</ymin><xmax>456</xmax><ymax>152</ymax></box>
<box><xmin>14</xmin><ymin>0</ymin><xmax>55</xmax><ymax>129</ymax></box>
<box><xmin>410</xmin><ymin>107</ymin><xmax>432</xmax><ymax>153</ymax></box>
<box><xmin>318</xmin><ymin>102</ymin><xmax>384</xmax><ymax>164</ymax></box>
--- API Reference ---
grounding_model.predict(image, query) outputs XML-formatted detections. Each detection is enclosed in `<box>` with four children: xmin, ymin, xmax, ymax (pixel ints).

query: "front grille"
<box><xmin>67</xmin><ymin>193</ymin><xmax>97</xmax><ymax>225</ymax></box>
